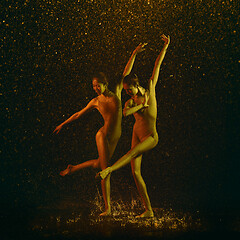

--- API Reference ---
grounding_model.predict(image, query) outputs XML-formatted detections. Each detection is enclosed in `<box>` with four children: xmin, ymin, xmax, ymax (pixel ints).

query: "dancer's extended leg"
<box><xmin>60</xmin><ymin>159</ymin><xmax>99</xmax><ymax>176</ymax></box>
<box><xmin>98</xmin><ymin>135</ymin><xmax>158</xmax><ymax>180</ymax></box>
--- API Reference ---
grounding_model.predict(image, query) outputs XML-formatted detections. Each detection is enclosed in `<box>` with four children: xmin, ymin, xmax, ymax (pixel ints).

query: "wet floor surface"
<box><xmin>1</xmin><ymin>198</ymin><xmax>239</xmax><ymax>240</ymax></box>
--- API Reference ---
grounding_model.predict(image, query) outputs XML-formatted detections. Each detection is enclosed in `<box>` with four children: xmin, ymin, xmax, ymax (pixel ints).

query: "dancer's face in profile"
<box><xmin>123</xmin><ymin>83</ymin><xmax>138</xmax><ymax>97</ymax></box>
<box><xmin>92</xmin><ymin>78</ymin><xmax>106</xmax><ymax>95</ymax></box>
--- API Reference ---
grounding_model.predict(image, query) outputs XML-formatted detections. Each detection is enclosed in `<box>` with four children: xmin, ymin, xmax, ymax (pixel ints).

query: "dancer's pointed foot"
<box><xmin>60</xmin><ymin>164</ymin><xmax>73</xmax><ymax>176</ymax></box>
<box><xmin>99</xmin><ymin>208</ymin><xmax>111</xmax><ymax>217</ymax></box>
<box><xmin>95</xmin><ymin>167</ymin><xmax>111</xmax><ymax>180</ymax></box>
<box><xmin>136</xmin><ymin>210</ymin><xmax>154</xmax><ymax>218</ymax></box>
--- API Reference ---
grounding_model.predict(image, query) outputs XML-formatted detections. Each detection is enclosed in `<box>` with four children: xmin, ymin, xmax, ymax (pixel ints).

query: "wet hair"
<box><xmin>92</xmin><ymin>72</ymin><xmax>108</xmax><ymax>87</ymax></box>
<box><xmin>123</xmin><ymin>73</ymin><xmax>139</xmax><ymax>87</ymax></box>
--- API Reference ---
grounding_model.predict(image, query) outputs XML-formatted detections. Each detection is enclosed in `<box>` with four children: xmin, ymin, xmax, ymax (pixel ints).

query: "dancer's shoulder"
<box><xmin>88</xmin><ymin>97</ymin><xmax>98</xmax><ymax>107</ymax></box>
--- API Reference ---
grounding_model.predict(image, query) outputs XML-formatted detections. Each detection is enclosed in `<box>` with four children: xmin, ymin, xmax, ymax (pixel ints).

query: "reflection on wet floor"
<box><xmin>30</xmin><ymin>196</ymin><xmax>205</xmax><ymax>239</ymax></box>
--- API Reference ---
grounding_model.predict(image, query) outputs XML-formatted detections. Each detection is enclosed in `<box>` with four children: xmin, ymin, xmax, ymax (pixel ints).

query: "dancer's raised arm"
<box><xmin>149</xmin><ymin>35</ymin><xmax>170</xmax><ymax>88</ymax></box>
<box><xmin>116</xmin><ymin>43</ymin><xmax>147</xmax><ymax>99</ymax></box>
<box><xmin>123</xmin><ymin>43</ymin><xmax>147</xmax><ymax>77</ymax></box>
<box><xmin>115</xmin><ymin>43</ymin><xmax>147</xmax><ymax>99</ymax></box>
<box><xmin>53</xmin><ymin>98</ymin><xmax>97</xmax><ymax>134</ymax></box>
<box><xmin>96</xmin><ymin>37</ymin><xmax>170</xmax><ymax>218</ymax></box>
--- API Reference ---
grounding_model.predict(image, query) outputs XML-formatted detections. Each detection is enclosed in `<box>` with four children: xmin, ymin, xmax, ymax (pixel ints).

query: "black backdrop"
<box><xmin>1</xmin><ymin>0</ymin><xmax>239</xmax><ymax>238</ymax></box>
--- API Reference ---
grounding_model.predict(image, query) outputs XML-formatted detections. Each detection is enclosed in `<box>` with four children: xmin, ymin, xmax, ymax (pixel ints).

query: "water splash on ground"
<box><xmin>29</xmin><ymin>194</ymin><xmax>203</xmax><ymax>239</ymax></box>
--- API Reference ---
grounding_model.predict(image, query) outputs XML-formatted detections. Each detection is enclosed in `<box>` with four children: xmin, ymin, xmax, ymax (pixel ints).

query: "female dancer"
<box><xmin>53</xmin><ymin>44</ymin><xmax>147</xmax><ymax>216</ymax></box>
<box><xmin>96</xmin><ymin>34</ymin><xmax>170</xmax><ymax>217</ymax></box>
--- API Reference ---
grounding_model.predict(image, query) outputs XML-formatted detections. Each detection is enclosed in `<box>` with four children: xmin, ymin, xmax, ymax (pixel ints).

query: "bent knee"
<box><xmin>153</xmin><ymin>133</ymin><xmax>159</xmax><ymax>145</ymax></box>
<box><xmin>153</xmin><ymin>138</ymin><xmax>158</xmax><ymax>147</ymax></box>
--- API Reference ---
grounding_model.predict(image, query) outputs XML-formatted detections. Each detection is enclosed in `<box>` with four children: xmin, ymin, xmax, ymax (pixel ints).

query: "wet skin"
<box><xmin>97</xmin><ymin>35</ymin><xmax>170</xmax><ymax>218</ymax></box>
<box><xmin>55</xmin><ymin>79</ymin><xmax>122</xmax><ymax>216</ymax></box>
<box><xmin>54</xmin><ymin>42</ymin><xmax>147</xmax><ymax>216</ymax></box>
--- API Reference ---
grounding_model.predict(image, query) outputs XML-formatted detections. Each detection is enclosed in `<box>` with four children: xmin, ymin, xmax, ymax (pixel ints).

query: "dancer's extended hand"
<box><xmin>134</xmin><ymin>43</ymin><xmax>148</xmax><ymax>54</ymax></box>
<box><xmin>53</xmin><ymin>124</ymin><xmax>63</xmax><ymax>134</ymax></box>
<box><xmin>161</xmin><ymin>34</ymin><xmax>170</xmax><ymax>46</ymax></box>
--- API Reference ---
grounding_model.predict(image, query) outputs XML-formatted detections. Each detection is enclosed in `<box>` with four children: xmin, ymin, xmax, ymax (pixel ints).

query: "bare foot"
<box><xmin>95</xmin><ymin>167</ymin><xmax>111</xmax><ymax>180</ymax></box>
<box><xmin>60</xmin><ymin>165</ymin><xmax>73</xmax><ymax>176</ymax></box>
<box><xmin>136</xmin><ymin>210</ymin><xmax>154</xmax><ymax>218</ymax></box>
<box><xmin>99</xmin><ymin>209</ymin><xmax>111</xmax><ymax>217</ymax></box>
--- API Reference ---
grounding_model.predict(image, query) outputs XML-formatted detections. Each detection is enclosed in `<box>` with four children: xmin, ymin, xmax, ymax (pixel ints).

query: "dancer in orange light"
<box><xmin>53</xmin><ymin>43</ymin><xmax>147</xmax><ymax>216</ymax></box>
<box><xmin>96</xmin><ymin>34</ymin><xmax>170</xmax><ymax>218</ymax></box>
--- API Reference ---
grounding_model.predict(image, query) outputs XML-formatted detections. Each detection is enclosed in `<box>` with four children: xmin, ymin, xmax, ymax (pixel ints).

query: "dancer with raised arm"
<box><xmin>96</xmin><ymin>34</ymin><xmax>170</xmax><ymax>218</ymax></box>
<box><xmin>53</xmin><ymin>44</ymin><xmax>147</xmax><ymax>216</ymax></box>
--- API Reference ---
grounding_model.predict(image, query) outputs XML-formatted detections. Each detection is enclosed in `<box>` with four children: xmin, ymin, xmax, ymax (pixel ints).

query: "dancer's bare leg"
<box><xmin>100</xmin><ymin>137</ymin><xmax>118</xmax><ymax>216</ymax></box>
<box><xmin>98</xmin><ymin>135</ymin><xmax>158</xmax><ymax>180</ymax></box>
<box><xmin>131</xmin><ymin>156</ymin><xmax>154</xmax><ymax>218</ymax></box>
<box><xmin>96</xmin><ymin>130</ymin><xmax>112</xmax><ymax>216</ymax></box>
<box><xmin>60</xmin><ymin>159</ymin><xmax>99</xmax><ymax>176</ymax></box>
<box><xmin>100</xmin><ymin>173</ymin><xmax>111</xmax><ymax>216</ymax></box>
<box><xmin>130</xmin><ymin>133</ymin><xmax>154</xmax><ymax>218</ymax></box>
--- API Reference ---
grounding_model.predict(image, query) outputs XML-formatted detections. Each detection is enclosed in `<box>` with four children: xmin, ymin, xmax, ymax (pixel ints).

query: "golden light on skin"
<box><xmin>2</xmin><ymin>1</ymin><xmax>237</xmax><ymax>238</ymax></box>
<box><xmin>92</xmin><ymin>78</ymin><xmax>107</xmax><ymax>95</ymax></box>
<box><xmin>123</xmin><ymin>83</ymin><xmax>139</xmax><ymax>97</ymax></box>
<box><xmin>96</xmin><ymin>35</ymin><xmax>170</xmax><ymax>218</ymax></box>
<box><xmin>54</xmin><ymin>71</ymin><xmax>124</xmax><ymax>216</ymax></box>
<box><xmin>54</xmin><ymin>42</ymin><xmax>152</xmax><ymax>217</ymax></box>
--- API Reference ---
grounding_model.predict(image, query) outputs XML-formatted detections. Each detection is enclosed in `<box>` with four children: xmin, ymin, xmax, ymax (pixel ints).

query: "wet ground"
<box><xmin>2</xmin><ymin>196</ymin><xmax>239</xmax><ymax>240</ymax></box>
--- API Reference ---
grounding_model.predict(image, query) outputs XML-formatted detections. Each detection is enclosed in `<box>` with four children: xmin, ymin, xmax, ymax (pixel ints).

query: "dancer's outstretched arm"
<box><xmin>123</xmin><ymin>43</ymin><xmax>147</xmax><ymax>77</ymax></box>
<box><xmin>115</xmin><ymin>43</ymin><xmax>147</xmax><ymax>99</ymax></box>
<box><xmin>150</xmin><ymin>35</ymin><xmax>170</xmax><ymax>88</ymax></box>
<box><xmin>53</xmin><ymin>98</ymin><xmax>97</xmax><ymax>134</ymax></box>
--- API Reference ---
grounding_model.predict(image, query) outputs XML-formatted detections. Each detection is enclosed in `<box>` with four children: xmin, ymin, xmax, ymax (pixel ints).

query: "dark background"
<box><xmin>1</xmin><ymin>0</ymin><xmax>239</xmax><ymax>238</ymax></box>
